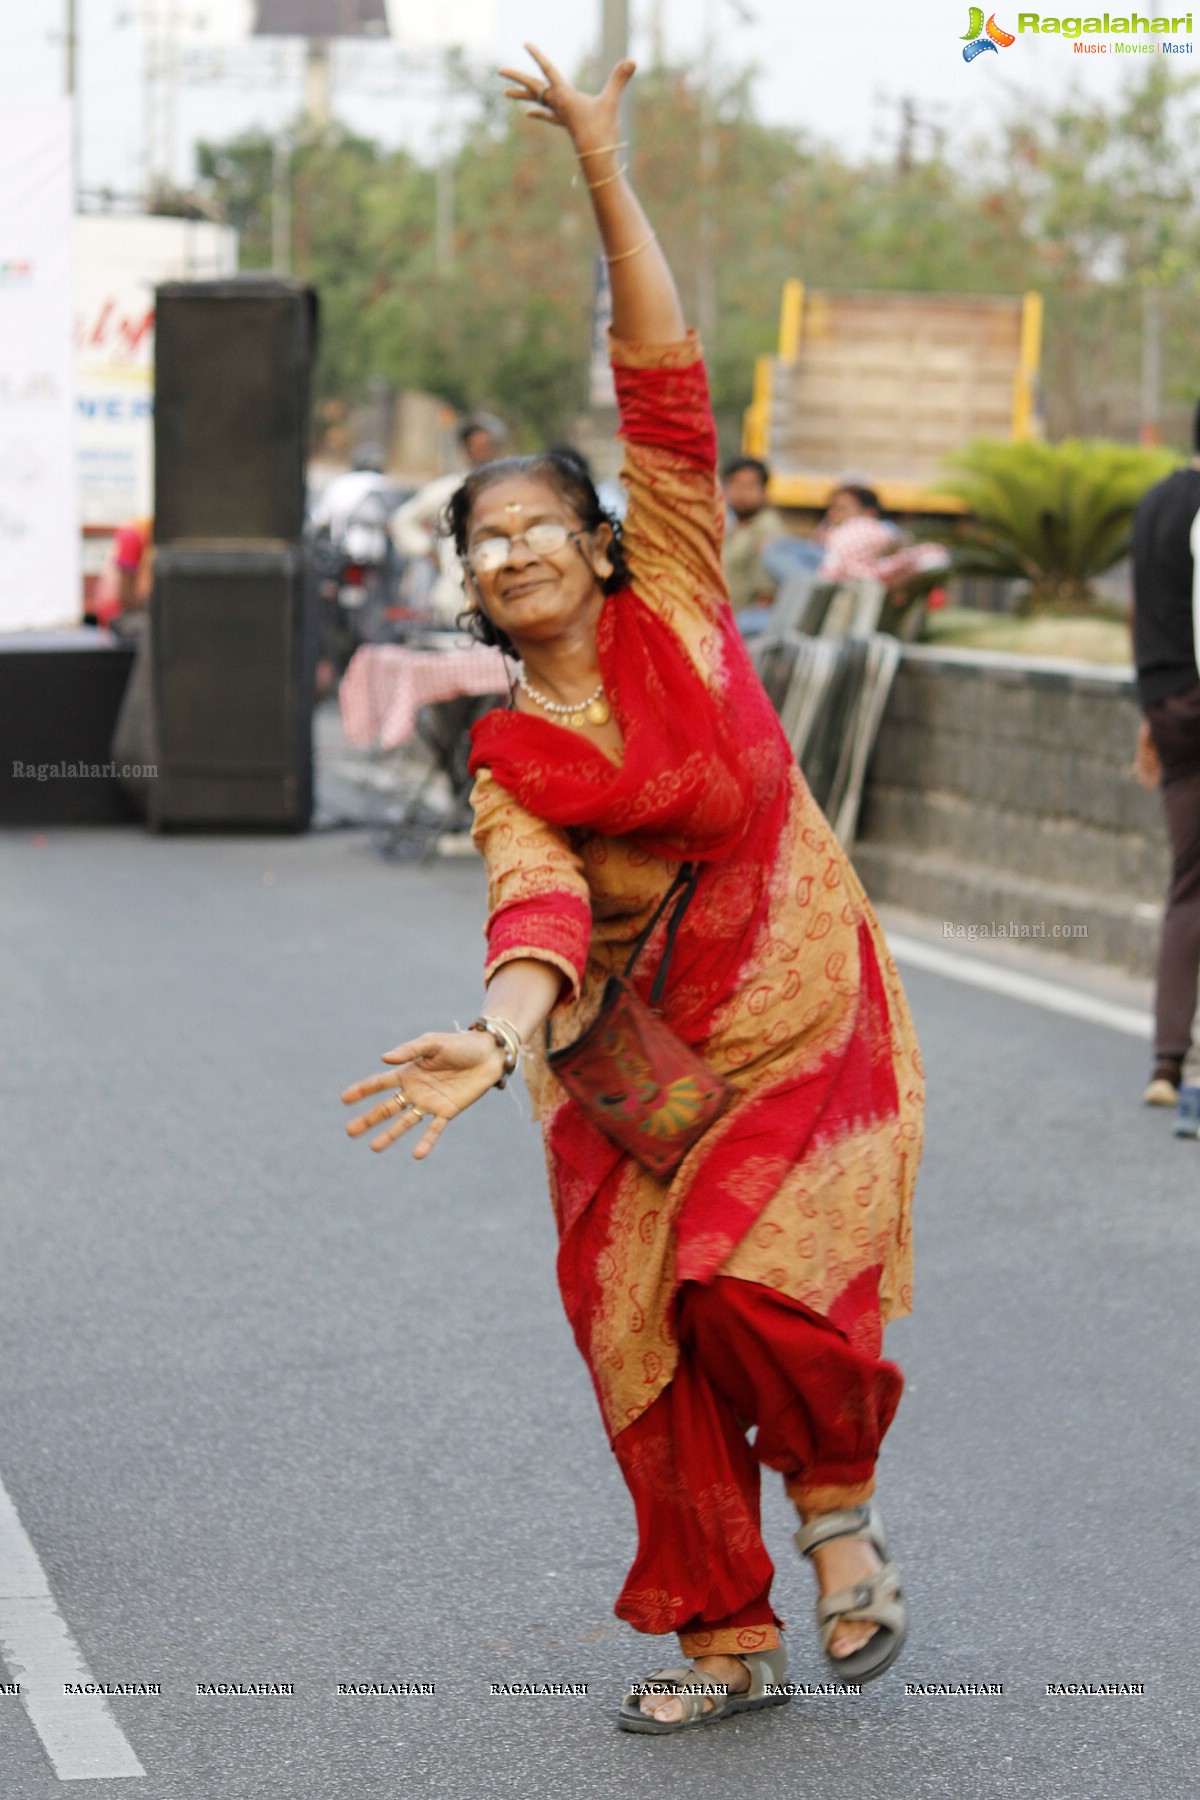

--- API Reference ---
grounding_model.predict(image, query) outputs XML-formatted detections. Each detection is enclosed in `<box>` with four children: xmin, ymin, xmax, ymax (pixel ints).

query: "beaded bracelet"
<box><xmin>470</xmin><ymin>1015</ymin><xmax>523</xmax><ymax>1089</ymax></box>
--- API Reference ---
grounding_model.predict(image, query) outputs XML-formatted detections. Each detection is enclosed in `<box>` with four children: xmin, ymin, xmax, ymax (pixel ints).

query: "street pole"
<box><xmin>65</xmin><ymin>0</ymin><xmax>80</xmax><ymax>199</ymax></box>
<box><xmin>587</xmin><ymin>2</ymin><xmax>631</xmax><ymax>455</ymax></box>
<box><xmin>697</xmin><ymin>0</ymin><xmax>717</xmax><ymax>349</ymax></box>
<box><xmin>435</xmin><ymin>51</ymin><xmax>455</xmax><ymax>277</ymax></box>
<box><xmin>271</xmin><ymin>134</ymin><xmax>292</xmax><ymax>276</ymax></box>
<box><xmin>1139</xmin><ymin>283</ymin><xmax>1162</xmax><ymax>447</ymax></box>
<box><xmin>649</xmin><ymin>0</ymin><xmax>666</xmax><ymax>65</ymax></box>
<box><xmin>65</xmin><ymin>0</ymin><xmax>77</xmax><ymax>95</ymax></box>
<box><xmin>435</xmin><ymin>153</ymin><xmax>455</xmax><ymax>276</ymax></box>
<box><xmin>305</xmin><ymin>39</ymin><xmax>332</xmax><ymax>128</ymax></box>
<box><xmin>600</xmin><ymin>0</ymin><xmax>631</xmax><ymax>141</ymax></box>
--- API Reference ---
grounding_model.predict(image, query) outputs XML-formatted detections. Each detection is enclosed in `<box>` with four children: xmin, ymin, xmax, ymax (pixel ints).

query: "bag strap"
<box><xmin>624</xmin><ymin>862</ymin><xmax>699</xmax><ymax>1006</ymax></box>
<box><xmin>544</xmin><ymin>862</ymin><xmax>699</xmax><ymax>1055</ymax></box>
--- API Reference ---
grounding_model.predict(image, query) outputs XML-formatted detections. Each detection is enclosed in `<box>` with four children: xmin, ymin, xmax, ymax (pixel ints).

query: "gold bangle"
<box><xmin>586</xmin><ymin>164</ymin><xmax>628</xmax><ymax>191</ymax></box>
<box><xmin>604</xmin><ymin>230</ymin><xmax>657</xmax><ymax>266</ymax></box>
<box><xmin>576</xmin><ymin>140</ymin><xmax>627</xmax><ymax>160</ymax></box>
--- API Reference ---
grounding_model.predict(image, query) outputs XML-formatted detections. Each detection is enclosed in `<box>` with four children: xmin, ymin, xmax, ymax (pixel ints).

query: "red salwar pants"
<box><xmin>610</xmin><ymin>1274</ymin><xmax>903</xmax><ymax>1659</ymax></box>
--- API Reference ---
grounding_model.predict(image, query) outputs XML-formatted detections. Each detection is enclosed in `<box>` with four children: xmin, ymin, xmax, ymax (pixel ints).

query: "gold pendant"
<box><xmin>586</xmin><ymin>697</ymin><xmax>612</xmax><ymax>726</ymax></box>
<box><xmin>569</xmin><ymin>710</ymin><xmax>586</xmax><ymax>728</ymax></box>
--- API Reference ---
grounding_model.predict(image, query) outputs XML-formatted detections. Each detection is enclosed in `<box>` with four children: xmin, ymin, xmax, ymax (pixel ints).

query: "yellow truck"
<box><xmin>743</xmin><ymin>281</ymin><xmax>1043</xmax><ymax>515</ymax></box>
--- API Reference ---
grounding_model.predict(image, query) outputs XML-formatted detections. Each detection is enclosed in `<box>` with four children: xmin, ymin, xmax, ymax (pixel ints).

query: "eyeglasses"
<box><xmin>466</xmin><ymin>522</ymin><xmax>584</xmax><ymax>575</ymax></box>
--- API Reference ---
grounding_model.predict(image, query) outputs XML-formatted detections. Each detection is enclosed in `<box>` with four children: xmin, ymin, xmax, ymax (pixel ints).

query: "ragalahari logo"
<box><xmin>962</xmin><ymin>8</ymin><xmax>1017</xmax><ymax>57</ymax></box>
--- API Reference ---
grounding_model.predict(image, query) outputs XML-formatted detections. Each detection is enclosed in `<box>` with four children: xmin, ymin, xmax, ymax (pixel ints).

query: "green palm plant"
<box><xmin>937</xmin><ymin>438</ymin><xmax>1180</xmax><ymax>612</ymax></box>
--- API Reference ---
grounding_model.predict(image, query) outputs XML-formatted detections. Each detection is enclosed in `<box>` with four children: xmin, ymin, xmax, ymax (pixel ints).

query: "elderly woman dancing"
<box><xmin>343</xmin><ymin>46</ymin><xmax>924</xmax><ymax>1734</ymax></box>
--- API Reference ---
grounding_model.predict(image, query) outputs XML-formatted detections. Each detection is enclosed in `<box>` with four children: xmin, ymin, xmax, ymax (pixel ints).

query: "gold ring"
<box><xmin>390</xmin><ymin>1087</ymin><xmax>409</xmax><ymax>1114</ymax></box>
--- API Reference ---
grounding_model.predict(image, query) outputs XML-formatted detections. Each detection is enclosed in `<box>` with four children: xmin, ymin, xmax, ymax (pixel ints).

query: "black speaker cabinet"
<box><xmin>0</xmin><ymin>632</ymin><xmax>138</xmax><ymax>824</ymax></box>
<box><xmin>154</xmin><ymin>279</ymin><xmax>318</xmax><ymax>545</ymax></box>
<box><xmin>150</xmin><ymin>546</ymin><xmax>315</xmax><ymax>830</ymax></box>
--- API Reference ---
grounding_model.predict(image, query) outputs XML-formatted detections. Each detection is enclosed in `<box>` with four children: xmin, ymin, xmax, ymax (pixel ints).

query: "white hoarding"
<box><xmin>178</xmin><ymin>0</ymin><xmax>498</xmax><ymax>47</ymax></box>
<box><xmin>75</xmin><ymin>214</ymin><xmax>237</xmax><ymax>530</ymax></box>
<box><xmin>0</xmin><ymin>99</ymin><xmax>78</xmax><ymax>632</ymax></box>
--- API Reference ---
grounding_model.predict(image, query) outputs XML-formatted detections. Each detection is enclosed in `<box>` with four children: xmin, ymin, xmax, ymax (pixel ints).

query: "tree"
<box><xmin>192</xmin><ymin>61</ymin><xmax>1200</xmax><ymax>461</ymax></box>
<box><xmin>939</xmin><ymin>437</ymin><xmax>1178</xmax><ymax>610</ymax></box>
<box><xmin>991</xmin><ymin>64</ymin><xmax>1200</xmax><ymax>441</ymax></box>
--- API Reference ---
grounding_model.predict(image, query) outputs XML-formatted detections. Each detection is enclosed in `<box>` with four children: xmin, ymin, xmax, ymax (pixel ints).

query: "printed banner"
<box><xmin>0</xmin><ymin>99</ymin><xmax>78</xmax><ymax>632</ymax></box>
<box><xmin>75</xmin><ymin>215</ymin><xmax>236</xmax><ymax>531</ymax></box>
<box><xmin>177</xmin><ymin>0</ymin><xmax>498</xmax><ymax>48</ymax></box>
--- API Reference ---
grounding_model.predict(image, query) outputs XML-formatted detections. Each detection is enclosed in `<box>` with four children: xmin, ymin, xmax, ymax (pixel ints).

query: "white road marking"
<box><xmin>887</xmin><ymin>933</ymin><xmax>1153</xmax><ymax>1041</ymax></box>
<box><xmin>0</xmin><ymin>1476</ymin><xmax>145</xmax><ymax>1781</ymax></box>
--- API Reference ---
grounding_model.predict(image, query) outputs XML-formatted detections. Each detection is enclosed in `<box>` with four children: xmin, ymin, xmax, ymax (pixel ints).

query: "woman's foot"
<box><xmin>638</xmin><ymin>1653</ymin><xmax>750</xmax><ymax>1724</ymax></box>
<box><xmin>805</xmin><ymin>1529</ymin><xmax>885</xmax><ymax>1659</ymax></box>
<box><xmin>795</xmin><ymin>1503</ymin><xmax>908</xmax><ymax>1681</ymax></box>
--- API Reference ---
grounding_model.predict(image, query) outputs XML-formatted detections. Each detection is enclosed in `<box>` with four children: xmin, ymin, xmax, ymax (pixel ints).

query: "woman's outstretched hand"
<box><xmin>341</xmin><ymin>1031</ymin><xmax>504</xmax><ymax>1160</ymax></box>
<box><xmin>499</xmin><ymin>42</ymin><xmax>635</xmax><ymax>150</ymax></box>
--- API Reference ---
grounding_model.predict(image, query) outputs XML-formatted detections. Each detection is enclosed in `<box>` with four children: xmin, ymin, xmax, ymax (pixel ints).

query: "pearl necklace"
<box><xmin>519</xmin><ymin>674</ymin><xmax>612</xmax><ymax>729</ymax></box>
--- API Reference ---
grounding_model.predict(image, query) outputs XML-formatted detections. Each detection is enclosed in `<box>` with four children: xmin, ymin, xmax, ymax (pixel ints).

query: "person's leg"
<box><xmin>684</xmin><ymin>1272</ymin><xmax>904</xmax><ymax>1659</ymax></box>
<box><xmin>1147</xmin><ymin>688</ymin><xmax>1200</xmax><ymax>1082</ymax></box>
<box><xmin>610</xmin><ymin>1288</ymin><xmax>781</xmax><ymax>1721</ymax></box>
<box><xmin>110</xmin><ymin>613</ymin><xmax>156</xmax><ymax>820</ymax></box>
<box><xmin>1154</xmin><ymin>768</ymin><xmax>1200</xmax><ymax>1071</ymax></box>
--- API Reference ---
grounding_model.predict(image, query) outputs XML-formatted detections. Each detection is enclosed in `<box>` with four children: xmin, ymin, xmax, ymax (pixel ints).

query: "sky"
<box><xmin>6</xmin><ymin>0</ymin><xmax>1180</xmax><ymax>197</ymax></box>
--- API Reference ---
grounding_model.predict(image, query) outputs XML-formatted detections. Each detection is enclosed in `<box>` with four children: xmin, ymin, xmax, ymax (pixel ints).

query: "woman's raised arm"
<box><xmin>500</xmin><ymin>46</ymin><xmax>685</xmax><ymax>345</ymax></box>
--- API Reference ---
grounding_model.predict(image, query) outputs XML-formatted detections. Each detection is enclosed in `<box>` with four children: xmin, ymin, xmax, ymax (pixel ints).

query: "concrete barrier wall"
<box><xmin>853</xmin><ymin>645</ymin><xmax>1168</xmax><ymax>974</ymax></box>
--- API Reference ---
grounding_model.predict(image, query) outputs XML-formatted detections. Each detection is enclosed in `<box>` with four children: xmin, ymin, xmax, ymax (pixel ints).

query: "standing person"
<box><xmin>90</xmin><ymin>516</ymin><xmax>153</xmax><ymax>629</ymax></box>
<box><xmin>342</xmin><ymin>47</ymin><xmax>923</xmax><ymax>1734</ymax></box>
<box><xmin>720</xmin><ymin>456</ymin><xmax>786</xmax><ymax>615</ymax></box>
<box><xmin>104</xmin><ymin>518</ymin><xmax>158</xmax><ymax>816</ymax></box>
<box><xmin>1131</xmin><ymin>414</ymin><xmax>1200</xmax><ymax>1108</ymax></box>
<box><xmin>391</xmin><ymin>414</ymin><xmax>507</xmax><ymax>624</ymax></box>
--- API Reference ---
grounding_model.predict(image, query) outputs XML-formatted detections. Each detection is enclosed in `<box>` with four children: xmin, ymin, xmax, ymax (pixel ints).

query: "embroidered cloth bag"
<box><xmin>545</xmin><ymin>864</ymin><xmax>733</xmax><ymax>1180</ymax></box>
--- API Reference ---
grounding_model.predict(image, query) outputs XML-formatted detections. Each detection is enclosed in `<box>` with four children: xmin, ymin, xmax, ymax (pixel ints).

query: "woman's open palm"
<box><xmin>342</xmin><ymin>1031</ymin><xmax>503</xmax><ymax>1159</ymax></box>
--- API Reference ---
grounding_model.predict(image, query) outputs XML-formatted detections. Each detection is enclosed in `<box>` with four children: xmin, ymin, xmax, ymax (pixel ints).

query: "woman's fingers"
<box><xmin>381</xmin><ymin>1033</ymin><xmax>441</xmax><ymax>1065</ymax></box>
<box><xmin>346</xmin><ymin>1088</ymin><xmax>410</xmax><ymax>1136</ymax></box>
<box><xmin>497</xmin><ymin>46</ymin><xmax>560</xmax><ymax>104</ymax></box>
<box><xmin>602</xmin><ymin>56</ymin><xmax>637</xmax><ymax>98</ymax></box>
<box><xmin>342</xmin><ymin>1064</ymin><xmax>425</xmax><ymax>1103</ymax></box>
<box><xmin>341</xmin><ymin>1070</ymin><xmax>399</xmax><ymax>1105</ymax></box>
<box><xmin>368</xmin><ymin>1103</ymin><xmax>428</xmax><ymax>1153</ymax></box>
<box><xmin>411</xmin><ymin>1116</ymin><xmax>447</xmax><ymax>1160</ymax></box>
<box><xmin>522</xmin><ymin>41</ymin><xmax>566</xmax><ymax>90</ymax></box>
<box><xmin>367</xmin><ymin>1095</ymin><xmax>448</xmax><ymax>1155</ymax></box>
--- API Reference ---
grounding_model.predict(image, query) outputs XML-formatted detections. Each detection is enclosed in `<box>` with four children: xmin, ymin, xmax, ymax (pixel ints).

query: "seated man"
<box><xmin>721</xmin><ymin>457</ymin><xmax>788</xmax><ymax>614</ymax></box>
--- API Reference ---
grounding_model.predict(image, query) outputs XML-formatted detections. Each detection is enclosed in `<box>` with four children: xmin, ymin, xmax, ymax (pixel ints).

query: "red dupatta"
<box><xmin>468</xmin><ymin>585</ymin><xmax>786</xmax><ymax>868</ymax></box>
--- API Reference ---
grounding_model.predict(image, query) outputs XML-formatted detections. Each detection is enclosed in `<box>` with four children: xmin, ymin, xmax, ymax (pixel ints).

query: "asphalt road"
<box><xmin>0</xmin><ymin>820</ymin><xmax>1196</xmax><ymax>1799</ymax></box>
